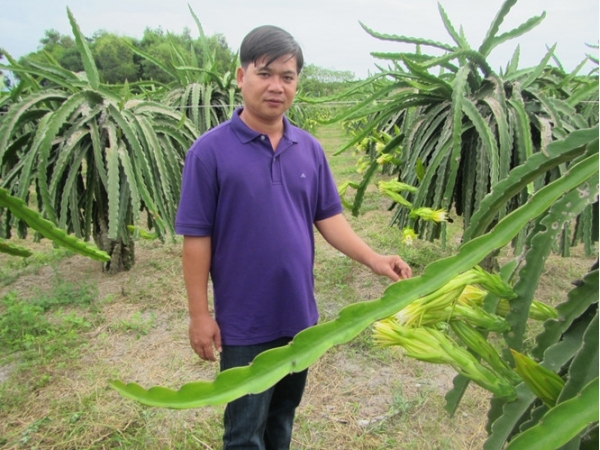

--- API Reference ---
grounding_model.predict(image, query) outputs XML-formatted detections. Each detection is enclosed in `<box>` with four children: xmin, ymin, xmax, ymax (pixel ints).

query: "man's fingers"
<box><xmin>203</xmin><ymin>345</ymin><xmax>216</xmax><ymax>361</ymax></box>
<box><xmin>393</xmin><ymin>259</ymin><xmax>412</xmax><ymax>280</ymax></box>
<box><xmin>214</xmin><ymin>331</ymin><xmax>222</xmax><ymax>354</ymax></box>
<box><xmin>199</xmin><ymin>342</ymin><xmax>216</xmax><ymax>361</ymax></box>
<box><xmin>401</xmin><ymin>264</ymin><xmax>412</xmax><ymax>279</ymax></box>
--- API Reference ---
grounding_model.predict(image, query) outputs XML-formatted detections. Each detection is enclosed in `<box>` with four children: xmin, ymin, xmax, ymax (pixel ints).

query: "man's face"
<box><xmin>236</xmin><ymin>54</ymin><xmax>298</xmax><ymax>126</ymax></box>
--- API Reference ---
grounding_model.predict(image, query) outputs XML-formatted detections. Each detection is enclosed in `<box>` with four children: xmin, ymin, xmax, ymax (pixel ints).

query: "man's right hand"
<box><xmin>189</xmin><ymin>314</ymin><xmax>222</xmax><ymax>362</ymax></box>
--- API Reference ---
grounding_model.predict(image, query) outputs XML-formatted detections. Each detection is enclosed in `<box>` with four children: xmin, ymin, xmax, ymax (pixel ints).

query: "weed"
<box><xmin>0</xmin><ymin>273</ymin><xmax>98</xmax><ymax>372</ymax></box>
<box><xmin>0</xmin><ymin>246</ymin><xmax>73</xmax><ymax>287</ymax></box>
<box><xmin>112</xmin><ymin>311</ymin><xmax>156</xmax><ymax>338</ymax></box>
<box><xmin>33</xmin><ymin>274</ymin><xmax>98</xmax><ymax>309</ymax></box>
<box><xmin>0</xmin><ymin>292</ymin><xmax>48</xmax><ymax>349</ymax></box>
<box><xmin>19</xmin><ymin>416</ymin><xmax>51</xmax><ymax>446</ymax></box>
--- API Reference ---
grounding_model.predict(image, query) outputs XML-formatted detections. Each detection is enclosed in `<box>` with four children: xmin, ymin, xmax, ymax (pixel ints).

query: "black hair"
<box><xmin>240</xmin><ymin>25</ymin><xmax>304</xmax><ymax>74</ymax></box>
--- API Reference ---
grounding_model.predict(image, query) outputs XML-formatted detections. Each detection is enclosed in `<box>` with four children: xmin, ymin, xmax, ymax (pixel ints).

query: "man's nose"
<box><xmin>268</xmin><ymin>76</ymin><xmax>284</xmax><ymax>91</ymax></box>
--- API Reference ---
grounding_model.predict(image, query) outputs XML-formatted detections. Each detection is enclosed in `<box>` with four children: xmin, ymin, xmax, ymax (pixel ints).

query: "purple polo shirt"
<box><xmin>175</xmin><ymin>109</ymin><xmax>342</xmax><ymax>345</ymax></box>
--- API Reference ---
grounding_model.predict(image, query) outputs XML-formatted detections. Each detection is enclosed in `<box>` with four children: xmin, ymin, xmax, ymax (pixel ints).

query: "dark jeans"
<box><xmin>220</xmin><ymin>337</ymin><xmax>308</xmax><ymax>450</ymax></box>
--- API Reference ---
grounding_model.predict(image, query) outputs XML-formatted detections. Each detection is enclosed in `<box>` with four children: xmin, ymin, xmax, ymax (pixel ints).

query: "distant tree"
<box><xmin>137</xmin><ymin>27</ymin><xmax>177</xmax><ymax>83</ymax></box>
<box><xmin>19</xmin><ymin>25</ymin><xmax>237</xmax><ymax>86</ymax></box>
<box><xmin>19</xmin><ymin>29</ymin><xmax>84</xmax><ymax>73</ymax></box>
<box><xmin>38</xmin><ymin>29</ymin><xmax>62</xmax><ymax>48</ymax></box>
<box><xmin>204</xmin><ymin>34</ymin><xmax>237</xmax><ymax>74</ymax></box>
<box><xmin>137</xmin><ymin>27</ymin><xmax>236</xmax><ymax>83</ymax></box>
<box><xmin>299</xmin><ymin>64</ymin><xmax>356</xmax><ymax>97</ymax></box>
<box><xmin>59</xmin><ymin>47</ymin><xmax>84</xmax><ymax>73</ymax></box>
<box><xmin>93</xmin><ymin>32</ymin><xmax>138</xmax><ymax>83</ymax></box>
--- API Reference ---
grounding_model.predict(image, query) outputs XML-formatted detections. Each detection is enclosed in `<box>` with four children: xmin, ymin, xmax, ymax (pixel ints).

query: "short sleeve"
<box><xmin>174</xmin><ymin>149</ymin><xmax>217</xmax><ymax>236</ymax></box>
<box><xmin>314</xmin><ymin>146</ymin><xmax>343</xmax><ymax>222</ymax></box>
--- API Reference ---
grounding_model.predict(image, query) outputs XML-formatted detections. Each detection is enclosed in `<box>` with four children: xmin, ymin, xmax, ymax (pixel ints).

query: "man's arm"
<box><xmin>315</xmin><ymin>213</ymin><xmax>412</xmax><ymax>281</ymax></box>
<box><xmin>182</xmin><ymin>235</ymin><xmax>221</xmax><ymax>361</ymax></box>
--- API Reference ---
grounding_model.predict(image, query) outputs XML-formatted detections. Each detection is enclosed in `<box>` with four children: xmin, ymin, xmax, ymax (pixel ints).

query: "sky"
<box><xmin>1</xmin><ymin>0</ymin><xmax>598</xmax><ymax>79</ymax></box>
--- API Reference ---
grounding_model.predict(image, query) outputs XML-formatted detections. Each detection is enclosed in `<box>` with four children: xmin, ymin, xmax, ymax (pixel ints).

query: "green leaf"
<box><xmin>188</xmin><ymin>5</ymin><xmax>211</xmax><ymax>67</ymax></box>
<box><xmin>0</xmin><ymin>188</ymin><xmax>110</xmax><ymax>262</ymax></box>
<box><xmin>0</xmin><ymin>239</ymin><xmax>33</xmax><ymax>257</ymax></box>
<box><xmin>462</xmin><ymin>98</ymin><xmax>500</xmax><ymax>186</ymax></box>
<box><xmin>107</xmin><ymin>105</ymin><xmax>168</xmax><ymax>236</ymax></box>
<box><xmin>15</xmin><ymin>114</ymin><xmax>51</xmax><ymax>200</ymax></box>
<box><xmin>437</xmin><ymin>3</ymin><xmax>469</xmax><ymax>49</ymax></box>
<box><xmin>136</xmin><ymin>116</ymin><xmax>176</xmax><ymax>219</ymax></box>
<box><xmin>400</xmin><ymin>55</ymin><xmax>453</xmax><ymax>97</ymax></box>
<box><xmin>532</xmin><ymin>270</ymin><xmax>599</xmax><ymax>359</ymax></box>
<box><xmin>485</xmin><ymin>316</ymin><xmax>592</xmax><ymax>449</ymax></box>
<box><xmin>6</xmin><ymin>61</ymin><xmax>87</xmax><ymax>91</ymax></box>
<box><xmin>0</xmin><ymin>91</ymin><xmax>67</xmax><ymax>164</ymax></box>
<box><xmin>105</xmin><ymin>140</ymin><xmax>121</xmax><ymax>241</ymax></box>
<box><xmin>481</xmin><ymin>77</ymin><xmax>512</xmax><ymax>185</ymax></box>
<box><xmin>521</xmin><ymin>44</ymin><xmax>557</xmax><ymax>90</ymax></box>
<box><xmin>36</xmin><ymin>91</ymin><xmax>88</xmax><ymax>223</ymax></box>
<box><xmin>503</xmin><ymin>175</ymin><xmax>598</xmax><ymax>353</ymax></box>
<box><xmin>350</xmin><ymin>133</ymin><xmax>402</xmax><ymax>216</ymax></box>
<box><xmin>479</xmin><ymin>0</ymin><xmax>545</xmax><ymax>57</ymax></box>
<box><xmin>463</xmin><ymin>126</ymin><xmax>598</xmax><ymax>241</ymax></box>
<box><xmin>483</xmin><ymin>11</ymin><xmax>546</xmax><ymax>58</ymax></box>
<box><xmin>66</xmin><ymin>7</ymin><xmax>99</xmax><ymax>90</ymax></box>
<box><xmin>89</xmin><ymin>121</ymin><xmax>109</xmax><ymax>190</ymax></box>
<box><xmin>57</xmin><ymin>144</ymin><xmax>87</xmax><ymax>235</ymax></box>
<box><xmin>442</xmin><ymin>65</ymin><xmax>468</xmax><ymax>211</ymax></box>
<box><xmin>117</xmin><ymin>143</ymin><xmax>142</xmax><ymax>228</ymax></box>
<box><xmin>416</xmin><ymin>158</ymin><xmax>426</xmax><ymax>182</ymax></box>
<box><xmin>505</xmin><ymin>378</ymin><xmax>599</xmax><ymax>450</ymax></box>
<box><xmin>506</xmin><ymin>45</ymin><xmax>520</xmax><ymax>74</ymax></box>
<box><xmin>421</xmin><ymin>49</ymin><xmax>493</xmax><ymax>76</ymax></box>
<box><xmin>479</xmin><ymin>0</ymin><xmax>519</xmax><ymax>56</ymax></box>
<box><xmin>507</xmin><ymin>90</ymin><xmax>534</xmax><ymax>197</ymax></box>
<box><xmin>559</xmin><ymin>313</ymin><xmax>599</xmax><ymax>403</ymax></box>
<box><xmin>567</xmin><ymin>80</ymin><xmax>599</xmax><ymax>108</ymax></box>
<box><xmin>359</xmin><ymin>21</ymin><xmax>455</xmax><ymax>52</ymax></box>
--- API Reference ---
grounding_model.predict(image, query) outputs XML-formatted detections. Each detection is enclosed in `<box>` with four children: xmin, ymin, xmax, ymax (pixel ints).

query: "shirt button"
<box><xmin>260</xmin><ymin>135</ymin><xmax>266</xmax><ymax>140</ymax></box>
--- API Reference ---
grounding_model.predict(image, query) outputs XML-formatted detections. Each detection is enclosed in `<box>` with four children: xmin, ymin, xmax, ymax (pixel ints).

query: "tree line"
<box><xmin>11</xmin><ymin>27</ymin><xmax>356</xmax><ymax>94</ymax></box>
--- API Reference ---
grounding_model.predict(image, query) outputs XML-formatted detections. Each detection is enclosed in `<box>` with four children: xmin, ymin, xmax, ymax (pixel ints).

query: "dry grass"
<box><xmin>0</xmin><ymin>124</ymin><xmax>596</xmax><ymax>449</ymax></box>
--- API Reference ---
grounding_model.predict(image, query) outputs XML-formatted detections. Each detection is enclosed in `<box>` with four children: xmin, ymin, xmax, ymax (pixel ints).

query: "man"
<box><xmin>175</xmin><ymin>25</ymin><xmax>411</xmax><ymax>450</ymax></box>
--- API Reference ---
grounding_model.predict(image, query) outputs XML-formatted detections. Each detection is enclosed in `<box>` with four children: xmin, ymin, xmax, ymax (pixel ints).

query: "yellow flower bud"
<box><xmin>410</xmin><ymin>207</ymin><xmax>447</xmax><ymax>223</ymax></box>
<box><xmin>511</xmin><ymin>350</ymin><xmax>565</xmax><ymax>408</ymax></box>
<box><xmin>458</xmin><ymin>285</ymin><xmax>487</xmax><ymax>305</ymax></box>
<box><xmin>376</xmin><ymin>154</ymin><xmax>392</xmax><ymax>165</ymax></box>
<box><xmin>401</xmin><ymin>227</ymin><xmax>417</xmax><ymax>246</ymax></box>
<box><xmin>373</xmin><ymin>320</ymin><xmax>516</xmax><ymax>399</ymax></box>
<box><xmin>450</xmin><ymin>321</ymin><xmax>520</xmax><ymax>384</ymax></box>
<box><xmin>495</xmin><ymin>299</ymin><xmax>558</xmax><ymax>321</ymax></box>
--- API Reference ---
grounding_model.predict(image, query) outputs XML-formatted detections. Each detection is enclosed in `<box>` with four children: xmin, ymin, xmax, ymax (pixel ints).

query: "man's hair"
<box><xmin>240</xmin><ymin>25</ymin><xmax>304</xmax><ymax>74</ymax></box>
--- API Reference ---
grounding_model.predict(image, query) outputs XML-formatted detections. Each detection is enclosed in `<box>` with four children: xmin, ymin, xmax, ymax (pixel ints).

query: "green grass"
<box><xmin>0</xmin><ymin>246</ymin><xmax>74</xmax><ymax>286</ymax></box>
<box><xmin>0</xmin><ymin>276</ymin><xmax>97</xmax><ymax>358</ymax></box>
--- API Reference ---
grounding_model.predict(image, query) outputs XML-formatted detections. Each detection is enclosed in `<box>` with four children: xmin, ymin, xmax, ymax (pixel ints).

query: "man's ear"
<box><xmin>236</xmin><ymin>66</ymin><xmax>245</xmax><ymax>89</ymax></box>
